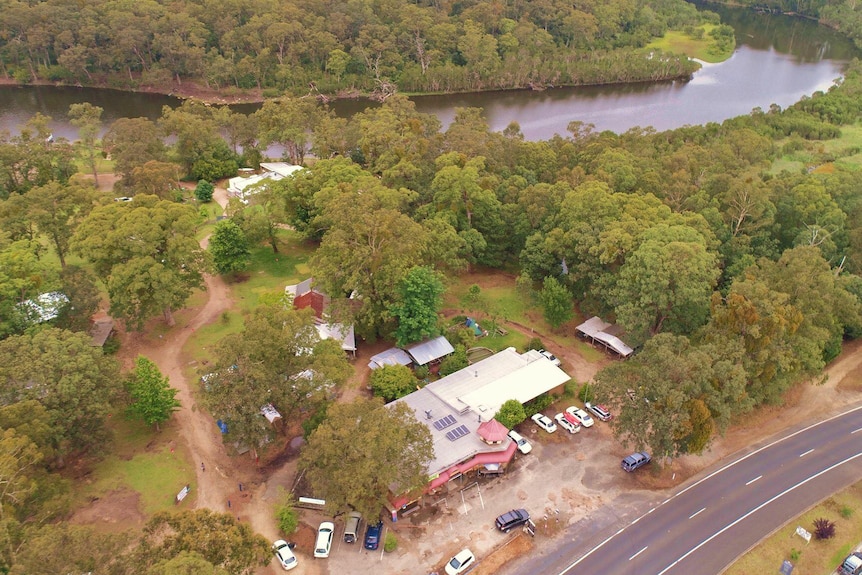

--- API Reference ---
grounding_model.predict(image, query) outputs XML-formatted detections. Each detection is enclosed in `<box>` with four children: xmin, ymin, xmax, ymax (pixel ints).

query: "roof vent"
<box><xmin>424</xmin><ymin>409</ymin><xmax>433</xmax><ymax>420</ymax></box>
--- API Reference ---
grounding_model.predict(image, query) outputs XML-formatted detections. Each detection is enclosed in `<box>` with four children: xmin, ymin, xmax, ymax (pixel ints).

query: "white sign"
<box><xmin>795</xmin><ymin>526</ymin><xmax>811</xmax><ymax>543</ymax></box>
<box><xmin>176</xmin><ymin>485</ymin><xmax>191</xmax><ymax>504</ymax></box>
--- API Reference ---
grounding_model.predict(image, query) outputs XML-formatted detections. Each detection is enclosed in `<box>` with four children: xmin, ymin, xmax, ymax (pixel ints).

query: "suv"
<box><xmin>495</xmin><ymin>509</ymin><xmax>530</xmax><ymax>532</ymax></box>
<box><xmin>507</xmin><ymin>429</ymin><xmax>532</xmax><ymax>454</ymax></box>
<box><xmin>343</xmin><ymin>511</ymin><xmax>362</xmax><ymax>543</ymax></box>
<box><xmin>554</xmin><ymin>412</ymin><xmax>580</xmax><ymax>434</ymax></box>
<box><xmin>621</xmin><ymin>452</ymin><xmax>651</xmax><ymax>472</ymax></box>
<box><xmin>585</xmin><ymin>402</ymin><xmax>612</xmax><ymax>422</ymax></box>
<box><xmin>565</xmin><ymin>406</ymin><xmax>594</xmax><ymax>428</ymax></box>
<box><xmin>314</xmin><ymin>522</ymin><xmax>334</xmax><ymax>558</ymax></box>
<box><xmin>531</xmin><ymin>413</ymin><xmax>557</xmax><ymax>433</ymax></box>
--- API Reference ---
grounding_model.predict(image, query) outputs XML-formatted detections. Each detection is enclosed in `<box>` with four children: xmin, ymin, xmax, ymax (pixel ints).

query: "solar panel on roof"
<box><xmin>432</xmin><ymin>414</ymin><xmax>457</xmax><ymax>431</ymax></box>
<box><xmin>445</xmin><ymin>425</ymin><xmax>470</xmax><ymax>441</ymax></box>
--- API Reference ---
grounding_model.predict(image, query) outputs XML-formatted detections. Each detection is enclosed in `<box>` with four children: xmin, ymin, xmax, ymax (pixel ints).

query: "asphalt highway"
<box><xmin>508</xmin><ymin>405</ymin><xmax>862</xmax><ymax>575</ymax></box>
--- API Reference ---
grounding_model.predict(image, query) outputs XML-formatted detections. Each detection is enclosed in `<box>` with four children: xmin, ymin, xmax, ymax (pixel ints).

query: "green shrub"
<box><xmin>789</xmin><ymin>548</ymin><xmax>801</xmax><ymax>561</ymax></box>
<box><xmin>414</xmin><ymin>365</ymin><xmax>430</xmax><ymax>380</ymax></box>
<box><xmin>102</xmin><ymin>335</ymin><xmax>121</xmax><ymax>355</ymax></box>
<box><xmin>495</xmin><ymin>399</ymin><xmax>526</xmax><ymax>429</ymax></box>
<box><xmin>527</xmin><ymin>337</ymin><xmax>543</xmax><ymax>351</ymax></box>
<box><xmin>578</xmin><ymin>382</ymin><xmax>595</xmax><ymax>403</ymax></box>
<box><xmin>524</xmin><ymin>393</ymin><xmax>554</xmax><ymax>414</ymax></box>
<box><xmin>840</xmin><ymin>505</ymin><xmax>853</xmax><ymax>519</ymax></box>
<box><xmin>383</xmin><ymin>532</ymin><xmax>397</xmax><ymax>552</ymax></box>
<box><xmin>275</xmin><ymin>497</ymin><xmax>299</xmax><ymax>535</ymax></box>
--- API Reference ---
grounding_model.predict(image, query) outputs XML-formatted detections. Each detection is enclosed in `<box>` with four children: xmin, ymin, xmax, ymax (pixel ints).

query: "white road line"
<box><xmin>655</xmin><ymin>452</ymin><xmax>862</xmax><ymax>575</ymax></box>
<box><xmin>745</xmin><ymin>475</ymin><xmax>762</xmax><ymax>486</ymax></box>
<box><xmin>852</xmin><ymin>427</ymin><xmax>862</xmax><ymax>434</ymax></box>
<box><xmin>689</xmin><ymin>508</ymin><xmax>706</xmax><ymax>519</ymax></box>
<box><xmin>629</xmin><ymin>546</ymin><xmax>648</xmax><ymax>561</ymax></box>
<box><xmin>556</xmin><ymin>405</ymin><xmax>862</xmax><ymax>575</ymax></box>
<box><xmin>799</xmin><ymin>449</ymin><xmax>814</xmax><ymax>457</ymax></box>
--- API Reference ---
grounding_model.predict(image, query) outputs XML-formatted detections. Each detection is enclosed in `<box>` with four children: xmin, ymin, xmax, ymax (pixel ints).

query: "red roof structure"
<box><xmin>293</xmin><ymin>290</ymin><xmax>327</xmax><ymax>318</ymax></box>
<box><xmin>477</xmin><ymin>419</ymin><xmax>508</xmax><ymax>444</ymax></box>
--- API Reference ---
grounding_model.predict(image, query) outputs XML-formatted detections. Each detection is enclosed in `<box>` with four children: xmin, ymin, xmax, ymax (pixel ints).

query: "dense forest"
<box><xmin>3</xmin><ymin>3</ymin><xmax>862</xmax><ymax>571</ymax></box>
<box><xmin>0</xmin><ymin>0</ymin><xmax>716</xmax><ymax>96</ymax></box>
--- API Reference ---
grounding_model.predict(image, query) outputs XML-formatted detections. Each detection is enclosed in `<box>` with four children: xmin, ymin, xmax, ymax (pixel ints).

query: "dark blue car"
<box><xmin>364</xmin><ymin>520</ymin><xmax>383</xmax><ymax>550</ymax></box>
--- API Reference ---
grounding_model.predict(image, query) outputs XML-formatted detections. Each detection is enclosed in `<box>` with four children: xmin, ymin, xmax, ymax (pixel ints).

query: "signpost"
<box><xmin>779</xmin><ymin>559</ymin><xmax>794</xmax><ymax>575</ymax></box>
<box><xmin>795</xmin><ymin>526</ymin><xmax>812</xmax><ymax>544</ymax></box>
<box><xmin>176</xmin><ymin>484</ymin><xmax>191</xmax><ymax>505</ymax></box>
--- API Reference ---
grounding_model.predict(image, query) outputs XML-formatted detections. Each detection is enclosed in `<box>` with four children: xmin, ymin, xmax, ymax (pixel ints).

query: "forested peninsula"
<box><xmin>0</xmin><ymin>0</ymin><xmax>728</xmax><ymax>100</ymax></box>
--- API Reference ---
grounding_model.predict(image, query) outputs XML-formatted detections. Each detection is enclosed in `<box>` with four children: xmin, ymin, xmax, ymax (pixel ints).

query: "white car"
<box><xmin>507</xmin><ymin>429</ymin><xmax>532</xmax><ymax>454</ymax></box>
<box><xmin>314</xmin><ymin>521</ymin><xmax>334</xmax><ymax>558</ymax></box>
<box><xmin>445</xmin><ymin>548</ymin><xmax>476</xmax><ymax>575</ymax></box>
<box><xmin>554</xmin><ymin>412</ymin><xmax>580</xmax><ymax>434</ymax></box>
<box><xmin>585</xmin><ymin>401</ymin><xmax>612</xmax><ymax>422</ymax></box>
<box><xmin>538</xmin><ymin>349</ymin><xmax>561</xmax><ymax>367</ymax></box>
<box><xmin>531</xmin><ymin>413</ymin><xmax>557</xmax><ymax>433</ymax></box>
<box><xmin>565</xmin><ymin>406</ymin><xmax>594</xmax><ymax>428</ymax></box>
<box><xmin>272</xmin><ymin>539</ymin><xmax>298</xmax><ymax>571</ymax></box>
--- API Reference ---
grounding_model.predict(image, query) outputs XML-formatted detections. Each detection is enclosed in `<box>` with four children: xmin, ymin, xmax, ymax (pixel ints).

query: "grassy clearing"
<box><xmin>183</xmin><ymin>229</ymin><xmax>315</xmax><ymax>371</ymax></box>
<box><xmin>771</xmin><ymin>123</ymin><xmax>862</xmax><ymax>175</ymax></box>
<box><xmin>725</xmin><ymin>482</ymin><xmax>862</xmax><ymax>575</ymax></box>
<box><xmin>646</xmin><ymin>25</ymin><xmax>734</xmax><ymax>63</ymax></box>
<box><xmin>77</xmin><ymin>415</ymin><xmax>194</xmax><ymax>516</ymax></box>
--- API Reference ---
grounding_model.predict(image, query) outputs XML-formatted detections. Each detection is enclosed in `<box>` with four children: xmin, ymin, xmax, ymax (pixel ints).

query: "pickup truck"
<box><xmin>839</xmin><ymin>552</ymin><xmax>862</xmax><ymax>575</ymax></box>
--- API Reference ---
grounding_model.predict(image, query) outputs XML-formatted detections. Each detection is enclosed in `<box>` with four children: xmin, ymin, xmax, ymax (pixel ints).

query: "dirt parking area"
<box><xmin>315</xmin><ymin>415</ymin><xmax>655</xmax><ymax>575</ymax></box>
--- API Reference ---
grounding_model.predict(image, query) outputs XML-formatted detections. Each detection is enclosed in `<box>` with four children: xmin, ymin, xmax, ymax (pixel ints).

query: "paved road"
<box><xmin>505</xmin><ymin>405</ymin><xmax>862</xmax><ymax>575</ymax></box>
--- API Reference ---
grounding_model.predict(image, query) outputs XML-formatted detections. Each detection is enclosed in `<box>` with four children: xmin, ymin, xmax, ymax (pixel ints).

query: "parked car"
<box><xmin>495</xmin><ymin>509</ymin><xmax>531</xmax><ymax>532</ymax></box>
<box><xmin>531</xmin><ymin>413</ymin><xmax>557</xmax><ymax>433</ymax></box>
<box><xmin>507</xmin><ymin>429</ymin><xmax>532</xmax><ymax>454</ymax></box>
<box><xmin>364</xmin><ymin>520</ymin><xmax>383</xmax><ymax>550</ymax></box>
<box><xmin>314</xmin><ymin>522</ymin><xmax>334</xmax><ymax>558</ymax></box>
<box><xmin>343</xmin><ymin>511</ymin><xmax>362</xmax><ymax>543</ymax></box>
<box><xmin>565</xmin><ymin>406</ymin><xmax>594</xmax><ymax>428</ymax></box>
<box><xmin>585</xmin><ymin>402</ymin><xmax>612</xmax><ymax>422</ymax></box>
<box><xmin>621</xmin><ymin>451</ymin><xmax>651</xmax><ymax>472</ymax></box>
<box><xmin>272</xmin><ymin>540</ymin><xmax>298</xmax><ymax>571</ymax></box>
<box><xmin>538</xmin><ymin>349</ymin><xmax>561</xmax><ymax>367</ymax></box>
<box><xmin>554</xmin><ymin>412</ymin><xmax>580</xmax><ymax>434</ymax></box>
<box><xmin>445</xmin><ymin>548</ymin><xmax>476</xmax><ymax>575</ymax></box>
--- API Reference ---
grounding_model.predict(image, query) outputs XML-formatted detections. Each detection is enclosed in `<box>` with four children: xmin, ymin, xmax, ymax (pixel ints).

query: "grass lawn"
<box><xmin>725</xmin><ymin>481</ymin><xmax>862</xmax><ymax>575</ymax></box>
<box><xmin>443</xmin><ymin>271</ymin><xmax>606</xmax><ymax>367</ymax></box>
<box><xmin>183</xmin><ymin>228</ymin><xmax>316</xmax><ymax>371</ymax></box>
<box><xmin>76</xmin><ymin>414</ymin><xmax>194</xmax><ymax>517</ymax></box>
<box><xmin>646</xmin><ymin>25</ymin><xmax>734</xmax><ymax>63</ymax></box>
<box><xmin>771</xmin><ymin>123</ymin><xmax>862</xmax><ymax>175</ymax></box>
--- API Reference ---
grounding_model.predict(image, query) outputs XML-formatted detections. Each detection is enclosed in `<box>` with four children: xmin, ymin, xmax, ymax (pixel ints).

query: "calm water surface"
<box><xmin>0</xmin><ymin>5</ymin><xmax>856</xmax><ymax>141</ymax></box>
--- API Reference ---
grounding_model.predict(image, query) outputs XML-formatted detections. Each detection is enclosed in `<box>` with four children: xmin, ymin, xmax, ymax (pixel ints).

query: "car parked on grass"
<box><xmin>531</xmin><ymin>413</ymin><xmax>557</xmax><ymax>433</ymax></box>
<box><xmin>554</xmin><ymin>412</ymin><xmax>580</xmax><ymax>434</ymax></box>
<box><xmin>272</xmin><ymin>540</ymin><xmax>298</xmax><ymax>571</ymax></box>
<box><xmin>495</xmin><ymin>509</ymin><xmax>531</xmax><ymax>532</ymax></box>
<box><xmin>314</xmin><ymin>522</ymin><xmax>334</xmax><ymax>558</ymax></box>
<box><xmin>538</xmin><ymin>349</ymin><xmax>561</xmax><ymax>366</ymax></box>
<box><xmin>364</xmin><ymin>520</ymin><xmax>383</xmax><ymax>550</ymax></box>
<box><xmin>565</xmin><ymin>406</ymin><xmax>594</xmax><ymax>428</ymax></box>
<box><xmin>585</xmin><ymin>402</ymin><xmax>612</xmax><ymax>422</ymax></box>
<box><xmin>507</xmin><ymin>429</ymin><xmax>532</xmax><ymax>454</ymax></box>
<box><xmin>621</xmin><ymin>451</ymin><xmax>651</xmax><ymax>472</ymax></box>
<box><xmin>445</xmin><ymin>548</ymin><xmax>476</xmax><ymax>575</ymax></box>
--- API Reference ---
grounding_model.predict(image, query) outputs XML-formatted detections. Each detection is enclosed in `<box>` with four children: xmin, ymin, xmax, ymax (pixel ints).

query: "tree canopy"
<box><xmin>299</xmin><ymin>397</ymin><xmax>433</xmax><ymax>519</ymax></box>
<box><xmin>71</xmin><ymin>195</ymin><xmax>210</xmax><ymax>328</ymax></box>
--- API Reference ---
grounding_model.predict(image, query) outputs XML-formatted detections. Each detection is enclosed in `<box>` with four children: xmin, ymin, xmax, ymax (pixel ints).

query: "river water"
<box><xmin>0</xmin><ymin>4</ymin><xmax>856</xmax><ymax>142</ymax></box>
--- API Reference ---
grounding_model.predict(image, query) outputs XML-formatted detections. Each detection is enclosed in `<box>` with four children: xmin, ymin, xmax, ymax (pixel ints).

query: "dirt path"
<box><xmin>125</xmin><ymin>183</ymin><xmax>286</xmax><ymax>553</ymax></box>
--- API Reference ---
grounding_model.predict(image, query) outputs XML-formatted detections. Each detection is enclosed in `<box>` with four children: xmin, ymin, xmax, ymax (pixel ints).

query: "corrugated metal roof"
<box><xmin>404</xmin><ymin>335</ymin><xmax>455</xmax><ymax>366</ymax></box>
<box><xmin>575</xmin><ymin>316</ymin><xmax>611</xmax><ymax>338</ymax></box>
<box><xmin>593</xmin><ymin>332</ymin><xmax>634</xmax><ymax>357</ymax></box>
<box><xmin>368</xmin><ymin>347</ymin><xmax>413</xmax><ymax>369</ymax></box>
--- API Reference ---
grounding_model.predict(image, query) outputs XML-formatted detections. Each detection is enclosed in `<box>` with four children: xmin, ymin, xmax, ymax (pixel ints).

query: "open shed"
<box><xmin>404</xmin><ymin>335</ymin><xmax>455</xmax><ymax>366</ymax></box>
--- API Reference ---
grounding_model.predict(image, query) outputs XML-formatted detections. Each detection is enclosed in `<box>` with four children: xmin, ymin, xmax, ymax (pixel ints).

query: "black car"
<box><xmin>495</xmin><ymin>509</ymin><xmax>530</xmax><ymax>532</ymax></box>
<box><xmin>364</xmin><ymin>520</ymin><xmax>383</xmax><ymax>550</ymax></box>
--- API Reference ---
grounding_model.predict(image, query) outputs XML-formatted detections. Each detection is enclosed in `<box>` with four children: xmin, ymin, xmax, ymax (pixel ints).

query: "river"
<box><xmin>0</xmin><ymin>4</ymin><xmax>856</xmax><ymax>142</ymax></box>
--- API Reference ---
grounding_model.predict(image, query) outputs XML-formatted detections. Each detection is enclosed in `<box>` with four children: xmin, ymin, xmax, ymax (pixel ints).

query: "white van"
<box><xmin>343</xmin><ymin>511</ymin><xmax>362</xmax><ymax>543</ymax></box>
<box><xmin>507</xmin><ymin>429</ymin><xmax>532</xmax><ymax>454</ymax></box>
